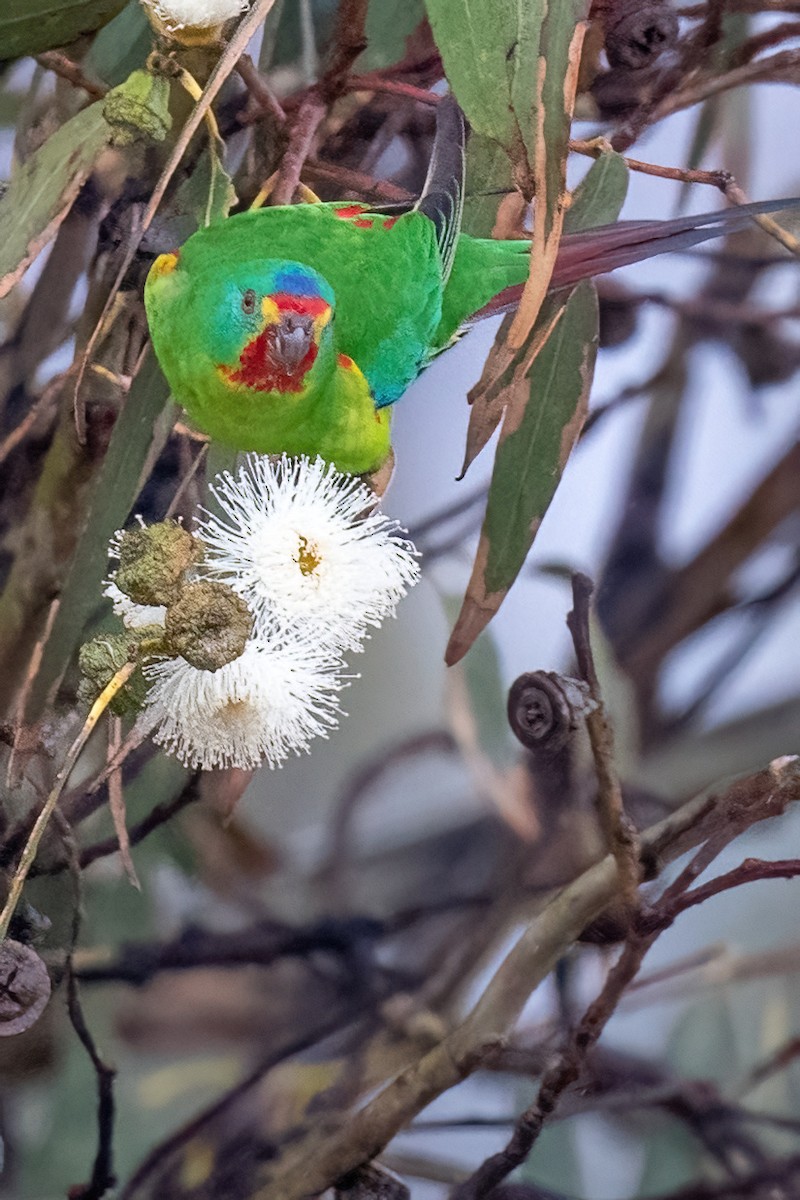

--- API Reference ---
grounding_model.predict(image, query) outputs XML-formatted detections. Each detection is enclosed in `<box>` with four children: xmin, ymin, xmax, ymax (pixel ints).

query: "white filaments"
<box><xmin>107</xmin><ymin>455</ymin><xmax>419</xmax><ymax>772</ymax></box>
<box><xmin>141</xmin><ymin>0</ymin><xmax>248</xmax><ymax>31</ymax></box>
<box><xmin>104</xmin><ymin>581</ymin><xmax>167</xmax><ymax>631</ymax></box>
<box><xmin>199</xmin><ymin>455</ymin><xmax>420</xmax><ymax>650</ymax></box>
<box><xmin>140</xmin><ymin>633</ymin><xmax>346</xmax><ymax>771</ymax></box>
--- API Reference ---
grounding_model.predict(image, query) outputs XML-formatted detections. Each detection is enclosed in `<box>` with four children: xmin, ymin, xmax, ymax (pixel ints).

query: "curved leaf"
<box><xmin>447</xmin><ymin>281</ymin><xmax>599</xmax><ymax>664</ymax></box>
<box><xmin>0</xmin><ymin>102</ymin><xmax>110</xmax><ymax>299</ymax></box>
<box><xmin>1</xmin><ymin>0</ymin><xmax>127</xmax><ymax>61</ymax></box>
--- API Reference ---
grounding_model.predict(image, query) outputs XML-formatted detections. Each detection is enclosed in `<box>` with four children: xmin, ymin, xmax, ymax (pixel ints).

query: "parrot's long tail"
<box><xmin>471</xmin><ymin>197</ymin><xmax>800</xmax><ymax>321</ymax></box>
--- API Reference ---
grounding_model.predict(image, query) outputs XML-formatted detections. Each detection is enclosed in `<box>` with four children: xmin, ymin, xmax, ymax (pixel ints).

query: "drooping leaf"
<box><xmin>447</xmin><ymin>281</ymin><xmax>599</xmax><ymax>664</ymax></box>
<box><xmin>424</xmin><ymin>0</ymin><xmax>538</xmax><ymax>163</ymax></box>
<box><xmin>85</xmin><ymin>1</ymin><xmax>152</xmax><ymax>87</ymax></box>
<box><xmin>564</xmin><ymin>149</ymin><xmax>629</xmax><ymax>233</ymax></box>
<box><xmin>0</xmin><ymin>102</ymin><xmax>111</xmax><ymax>299</ymax></box>
<box><xmin>359</xmin><ymin>0</ymin><xmax>425</xmax><ymax>71</ymax></box>
<box><xmin>148</xmin><ymin>144</ymin><xmax>237</xmax><ymax>248</ymax></box>
<box><xmin>441</xmin><ymin>595</ymin><xmax>512</xmax><ymax>767</ymax></box>
<box><xmin>455</xmin><ymin>5</ymin><xmax>589</xmax><ymax>475</ymax></box>
<box><xmin>461</xmin><ymin>144</ymin><xmax>626</xmax><ymax>474</ymax></box>
<box><xmin>0</xmin><ymin>0</ymin><xmax>127</xmax><ymax>61</ymax></box>
<box><xmin>29</xmin><ymin>355</ymin><xmax>172</xmax><ymax>716</ymax></box>
<box><xmin>461</xmin><ymin>131</ymin><xmax>515</xmax><ymax>239</ymax></box>
<box><xmin>194</xmin><ymin>145</ymin><xmax>237</xmax><ymax>228</ymax></box>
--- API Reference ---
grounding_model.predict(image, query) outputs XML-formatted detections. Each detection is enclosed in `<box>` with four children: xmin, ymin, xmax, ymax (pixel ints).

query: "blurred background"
<box><xmin>1</xmin><ymin>1</ymin><xmax>799</xmax><ymax>1196</ymax></box>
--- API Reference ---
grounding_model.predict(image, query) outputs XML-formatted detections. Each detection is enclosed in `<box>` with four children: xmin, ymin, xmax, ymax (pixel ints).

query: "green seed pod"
<box><xmin>103</xmin><ymin>69</ymin><xmax>173</xmax><ymax>146</ymax></box>
<box><xmin>78</xmin><ymin>628</ymin><xmax>163</xmax><ymax>715</ymax></box>
<box><xmin>114</xmin><ymin>521</ymin><xmax>199</xmax><ymax>608</ymax></box>
<box><xmin>165</xmin><ymin>581</ymin><xmax>254</xmax><ymax>672</ymax></box>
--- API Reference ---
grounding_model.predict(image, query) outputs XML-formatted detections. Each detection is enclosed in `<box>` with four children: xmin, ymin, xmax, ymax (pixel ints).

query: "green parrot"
<box><xmin>145</xmin><ymin>100</ymin><xmax>798</xmax><ymax>475</ymax></box>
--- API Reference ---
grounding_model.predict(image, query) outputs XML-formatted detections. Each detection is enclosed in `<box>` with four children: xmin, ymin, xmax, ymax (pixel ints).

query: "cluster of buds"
<box><xmin>81</xmin><ymin>455</ymin><xmax>419</xmax><ymax>771</ymax></box>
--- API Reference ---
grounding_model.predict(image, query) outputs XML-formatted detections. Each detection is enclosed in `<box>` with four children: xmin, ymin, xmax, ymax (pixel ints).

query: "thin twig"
<box><xmin>35</xmin><ymin>51</ymin><xmax>108</xmax><ymax>100</ymax></box>
<box><xmin>567</xmin><ymin>574</ymin><xmax>641</xmax><ymax>907</ymax></box>
<box><xmin>0</xmin><ymin>661</ymin><xmax>136</xmax><ymax>941</ymax></box>
<box><xmin>255</xmin><ymin>759</ymin><xmax>800</xmax><ymax>1199</ymax></box>
<box><xmin>55</xmin><ymin>811</ymin><xmax>117</xmax><ymax>1200</ymax></box>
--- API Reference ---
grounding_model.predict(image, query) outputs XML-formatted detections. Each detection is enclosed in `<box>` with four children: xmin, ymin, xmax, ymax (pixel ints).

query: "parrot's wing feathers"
<box><xmin>414</xmin><ymin>95</ymin><xmax>466</xmax><ymax>285</ymax></box>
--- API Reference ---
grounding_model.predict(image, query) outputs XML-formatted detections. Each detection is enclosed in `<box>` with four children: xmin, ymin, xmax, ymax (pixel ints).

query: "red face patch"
<box><xmin>222</xmin><ymin>333</ymin><xmax>318</xmax><ymax>394</ymax></box>
<box><xmin>271</xmin><ymin>292</ymin><xmax>331</xmax><ymax>318</ymax></box>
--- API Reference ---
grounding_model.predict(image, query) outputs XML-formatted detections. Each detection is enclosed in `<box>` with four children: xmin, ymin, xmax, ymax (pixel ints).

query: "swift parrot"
<box><xmin>145</xmin><ymin>99</ymin><xmax>798</xmax><ymax>475</ymax></box>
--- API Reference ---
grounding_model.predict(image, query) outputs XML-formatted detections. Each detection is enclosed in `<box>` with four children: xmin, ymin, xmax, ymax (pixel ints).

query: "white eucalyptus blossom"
<box><xmin>141</xmin><ymin>0</ymin><xmax>249</xmax><ymax>31</ymax></box>
<box><xmin>104</xmin><ymin>581</ymin><xmax>166</xmax><ymax>631</ymax></box>
<box><xmin>198</xmin><ymin>454</ymin><xmax>420</xmax><ymax>651</ymax></box>
<box><xmin>139</xmin><ymin>629</ymin><xmax>347</xmax><ymax>771</ymax></box>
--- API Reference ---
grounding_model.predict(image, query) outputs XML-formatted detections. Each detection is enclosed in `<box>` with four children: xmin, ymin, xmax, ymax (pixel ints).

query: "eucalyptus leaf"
<box><xmin>0</xmin><ymin>102</ymin><xmax>110</xmax><ymax>299</ymax></box>
<box><xmin>85</xmin><ymin>0</ymin><xmax>152</xmax><ymax>87</ymax></box>
<box><xmin>359</xmin><ymin>0</ymin><xmax>425</xmax><ymax>71</ymax></box>
<box><xmin>565</xmin><ymin>150</ymin><xmax>629</xmax><ymax>233</ymax></box>
<box><xmin>1</xmin><ymin>0</ymin><xmax>127</xmax><ymax>61</ymax></box>
<box><xmin>29</xmin><ymin>355</ymin><xmax>172</xmax><ymax>716</ymax></box>
<box><xmin>425</xmin><ymin>0</ymin><xmax>587</xmax><ymax>177</ymax></box>
<box><xmin>462</xmin><ymin>131</ymin><xmax>514</xmax><ymax>239</ymax></box>
<box><xmin>447</xmin><ymin>281</ymin><xmax>598</xmax><ymax>663</ymax></box>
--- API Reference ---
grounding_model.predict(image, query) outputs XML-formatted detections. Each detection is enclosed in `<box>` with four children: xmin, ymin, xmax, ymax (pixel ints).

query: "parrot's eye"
<box><xmin>241</xmin><ymin>289</ymin><xmax>257</xmax><ymax>315</ymax></box>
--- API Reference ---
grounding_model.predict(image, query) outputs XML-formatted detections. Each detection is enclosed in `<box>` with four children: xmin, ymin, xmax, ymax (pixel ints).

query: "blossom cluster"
<box><xmin>141</xmin><ymin>0</ymin><xmax>249</xmax><ymax>34</ymax></box>
<box><xmin>103</xmin><ymin>455</ymin><xmax>419</xmax><ymax>771</ymax></box>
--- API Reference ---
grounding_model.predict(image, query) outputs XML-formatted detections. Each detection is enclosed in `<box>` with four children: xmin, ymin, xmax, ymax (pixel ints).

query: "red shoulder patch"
<box><xmin>337</xmin><ymin>353</ymin><xmax>355</xmax><ymax>371</ymax></box>
<box><xmin>333</xmin><ymin>204</ymin><xmax>368</xmax><ymax>220</ymax></box>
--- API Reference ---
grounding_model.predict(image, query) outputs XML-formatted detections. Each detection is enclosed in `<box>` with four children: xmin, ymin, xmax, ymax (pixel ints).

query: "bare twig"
<box><xmin>0</xmin><ymin>661</ymin><xmax>136</xmax><ymax>941</ymax></box>
<box><xmin>35</xmin><ymin>51</ymin><xmax>108</xmax><ymax>100</ymax></box>
<box><xmin>55</xmin><ymin>812</ymin><xmax>117</xmax><ymax>1200</ymax></box>
<box><xmin>567</xmin><ymin>574</ymin><xmax>641</xmax><ymax>906</ymax></box>
<box><xmin>254</xmin><ymin>759</ymin><xmax>800</xmax><ymax>1198</ymax></box>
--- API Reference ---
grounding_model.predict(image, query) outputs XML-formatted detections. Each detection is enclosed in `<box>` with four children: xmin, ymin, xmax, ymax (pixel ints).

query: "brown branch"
<box><xmin>612</xmin><ymin>49</ymin><xmax>800</xmax><ymax>151</ymax></box>
<box><xmin>79</xmin><ymin>772</ymin><xmax>202</xmax><ymax>871</ymax></box>
<box><xmin>567</xmin><ymin>574</ymin><xmax>641</xmax><ymax>907</ymax></box>
<box><xmin>253</xmin><ymin>759</ymin><xmax>800</xmax><ymax>1199</ymax></box>
<box><xmin>54</xmin><ymin>811</ymin><xmax>117</xmax><ymax>1200</ymax></box>
<box><xmin>35</xmin><ymin>51</ymin><xmax>108</xmax><ymax>100</ymax></box>
<box><xmin>269</xmin><ymin>0</ymin><xmax>370</xmax><ymax>206</ymax></box>
<box><xmin>449</xmin><ymin>764</ymin><xmax>800</xmax><ymax>1200</ymax></box>
<box><xmin>304</xmin><ymin>157</ymin><xmax>413</xmax><ymax>201</ymax></box>
<box><xmin>235</xmin><ymin>53</ymin><xmax>287</xmax><ymax>124</ymax></box>
<box><xmin>269</xmin><ymin>92</ymin><xmax>328</xmax><ymax>206</ymax></box>
<box><xmin>669</xmin><ymin>855</ymin><xmax>800</xmax><ymax>917</ymax></box>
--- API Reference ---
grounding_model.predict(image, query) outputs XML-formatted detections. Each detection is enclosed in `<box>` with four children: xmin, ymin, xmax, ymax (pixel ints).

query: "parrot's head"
<box><xmin>145</xmin><ymin>253</ymin><xmax>337</xmax><ymax>398</ymax></box>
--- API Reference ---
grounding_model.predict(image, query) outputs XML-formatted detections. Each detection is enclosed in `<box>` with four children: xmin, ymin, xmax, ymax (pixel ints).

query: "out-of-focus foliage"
<box><xmin>1</xmin><ymin>0</ymin><xmax>799</xmax><ymax>1198</ymax></box>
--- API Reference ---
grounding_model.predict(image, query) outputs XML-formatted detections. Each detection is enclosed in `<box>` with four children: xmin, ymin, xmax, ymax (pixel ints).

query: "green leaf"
<box><xmin>462</xmin><ymin>131</ymin><xmax>514</xmax><ymax>239</ymax></box>
<box><xmin>0</xmin><ymin>0</ymin><xmax>127</xmax><ymax>61</ymax></box>
<box><xmin>359</xmin><ymin>0</ymin><xmax>425</xmax><ymax>71</ymax></box>
<box><xmin>152</xmin><ymin>144</ymin><xmax>237</xmax><ymax>245</ymax></box>
<box><xmin>447</xmin><ymin>281</ymin><xmax>598</xmax><ymax>663</ymax></box>
<box><xmin>441</xmin><ymin>594</ymin><xmax>512</xmax><ymax>767</ymax></box>
<box><xmin>193</xmin><ymin>145</ymin><xmax>237</xmax><ymax>228</ymax></box>
<box><xmin>0</xmin><ymin>102</ymin><xmax>110</xmax><ymax>299</ymax></box>
<box><xmin>424</xmin><ymin>0</ymin><xmax>587</xmax><ymax>177</ymax></box>
<box><xmin>564</xmin><ymin>150</ymin><xmax>629</xmax><ymax>233</ymax></box>
<box><xmin>29</xmin><ymin>355</ymin><xmax>172</xmax><ymax>716</ymax></box>
<box><xmin>85</xmin><ymin>1</ymin><xmax>152</xmax><ymax>87</ymax></box>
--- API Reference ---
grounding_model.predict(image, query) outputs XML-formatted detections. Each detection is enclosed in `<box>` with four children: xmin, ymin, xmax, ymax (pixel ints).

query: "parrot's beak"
<box><xmin>268</xmin><ymin>312</ymin><xmax>315</xmax><ymax>371</ymax></box>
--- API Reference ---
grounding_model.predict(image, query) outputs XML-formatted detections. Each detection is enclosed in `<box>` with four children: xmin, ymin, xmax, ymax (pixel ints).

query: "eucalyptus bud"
<box><xmin>103</xmin><ymin>69</ymin><xmax>172</xmax><ymax>146</ymax></box>
<box><xmin>78</xmin><ymin>628</ymin><xmax>162</xmax><ymax>715</ymax></box>
<box><xmin>165</xmin><ymin>580</ymin><xmax>254</xmax><ymax>671</ymax></box>
<box><xmin>114</xmin><ymin>520</ymin><xmax>198</xmax><ymax>607</ymax></box>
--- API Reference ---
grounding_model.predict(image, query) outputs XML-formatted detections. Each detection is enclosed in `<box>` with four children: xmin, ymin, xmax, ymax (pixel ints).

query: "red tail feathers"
<box><xmin>472</xmin><ymin>197</ymin><xmax>799</xmax><ymax>322</ymax></box>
